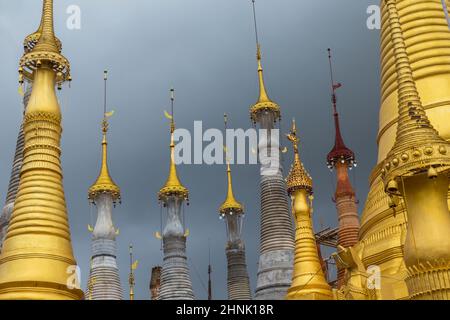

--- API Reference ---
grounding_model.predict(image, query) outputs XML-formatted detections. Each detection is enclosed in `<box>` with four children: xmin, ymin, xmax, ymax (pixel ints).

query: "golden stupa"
<box><xmin>336</xmin><ymin>0</ymin><xmax>450</xmax><ymax>300</ymax></box>
<box><xmin>285</xmin><ymin>119</ymin><xmax>333</xmax><ymax>300</ymax></box>
<box><xmin>0</xmin><ymin>0</ymin><xmax>83</xmax><ymax>300</ymax></box>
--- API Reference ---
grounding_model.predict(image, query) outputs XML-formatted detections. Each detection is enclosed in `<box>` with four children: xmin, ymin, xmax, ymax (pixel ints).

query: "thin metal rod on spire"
<box><xmin>327</xmin><ymin>49</ymin><xmax>339</xmax><ymax>114</ymax></box>
<box><xmin>251</xmin><ymin>0</ymin><xmax>260</xmax><ymax>47</ymax></box>
<box><xmin>170</xmin><ymin>88</ymin><xmax>175</xmax><ymax>119</ymax></box>
<box><xmin>223</xmin><ymin>113</ymin><xmax>229</xmax><ymax>164</ymax></box>
<box><xmin>129</xmin><ymin>243</ymin><xmax>132</xmax><ymax>274</ymax></box>
<box><xmin>170</xmin><ymin>88</ymin><xmax>175</xmax><ymax>131</ymax></box>
<box><xmin>327</xmin><ymin>49</ymin><xmax>335</xmax><ymax>92</ymax></box>
<box><xmin>103</xmin><ymin>70</ymin><xmax>108</xmax><ymax>116</ymax></box>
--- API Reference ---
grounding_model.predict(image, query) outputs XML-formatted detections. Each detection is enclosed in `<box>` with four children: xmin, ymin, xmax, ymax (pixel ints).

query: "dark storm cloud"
<box><xmin>0</xmin><ymin>0</ymin><xmax>380</xmax><ymax>299</ymax></box>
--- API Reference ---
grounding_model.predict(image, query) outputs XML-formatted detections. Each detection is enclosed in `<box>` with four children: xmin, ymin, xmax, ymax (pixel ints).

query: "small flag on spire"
<box><xmin>105</xmin><ymin>110</ymin><xmax>115</xmax><ymax>118</ymax></box>
<box><xmin>164</xmin><ymin>110</ymin><xmax>173</xmax><ymax>120</ymax></box>
<box><xmin>333</xmin><ymin>82</ymin><xmax>342</xmax><ymax>90</ymax></box>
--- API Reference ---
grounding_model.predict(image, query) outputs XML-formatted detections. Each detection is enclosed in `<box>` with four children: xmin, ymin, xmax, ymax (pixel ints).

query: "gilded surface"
<box><xmin>286</xmin><ymin>120</ymin><xmax>313</xmax><ymax>195</ymax></box>
<box><xmin>0</xmin><ymin>0</ymin><xmax>83</xmax><ymax>300</ymax></box>
<box><xmin>285</xmin><ymin>120</ymin><xmax>332</xmax><ymax>300</ymax></box>
<box><xmin>358</xmin><ymin>0</ymin><xmax>450</xmax><ymax>300</ymax></box>
<box><xmin>355</xmin><ymin>0</ymin><xmax>450</xmax><ymax>300</ymax></box>
<box><xmin>158</xmin><ymin>122</ymin><xmax>189</xmax><ymax>201</ymax></box>
<box><xmin>88</xmin><ymin>119</ymin><xmax>121</xmax><ymax>202</ymax></box>
<box><xmin>219</xmin><ymin>163</ymin><xmax>244</xmax><ymax>215</ymax></box>
<box><xmin>249</xmin><ymin>46</ymin><xmax>281</xmax><ymax>123</ymax></box>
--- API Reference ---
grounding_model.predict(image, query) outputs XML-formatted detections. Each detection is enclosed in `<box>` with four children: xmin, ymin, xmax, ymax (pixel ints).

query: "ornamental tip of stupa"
<box><xmin>326</xmin><ymin>112</ymin><xmax>355</xmax><ymax>167</ymax></box>
<box><xmin>248</xmin><ymin>0</ymin><xmax>280</xmax><ymax>123</ymax></box>
<box><xmin>286</xmin><ymin>119</ymin><xmax>313</xmax><ymax>195</ymax></box>
<box><xmin>219</xmin><ymin>162</ymin><xmax>244</xmax><ymax>215</ymax></box>
<box><xmin>88</xmin><ymin>118</ymin><xmax>121</xmax><ymax>202</ymax></box>
<box><xmin>158</xmin><ymin>159</ymin><xmax>189</xmax><ymax>202</ymax></box>
<box><xmin>249</xmin><ymin>45</ymin><xmax>280</xmax><ymax>123</ymax></box>
<box><xmin>19</xmin><ymin>0</ymin><xmax>71</xmax><ymax>86</ymax></box>
<box><xmin>326</xmin><ymin>48</ymin><xmax>355</xmax><ymax>168</ymax></box>
<box><xmin>23</xmin><ymin>0</ymin><xmax>62</xmax><ymax>54</ymax></box>
<box><xmin>158</xmin><ymin>89</ymin><xmax>189</xmax><ymax>202</ymax></box>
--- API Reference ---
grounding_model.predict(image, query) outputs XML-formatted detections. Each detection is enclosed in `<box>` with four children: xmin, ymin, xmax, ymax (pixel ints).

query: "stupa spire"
<box><xmin>219</xmin><ymin>114</ymin><xmax>252</xmax><ymax>300</ymax></box>
<box><xmin>220</xmin><ymin>115</ymin><xmax>244</xmax><ymax>215</ymax></box>
<box><xmin>19</xmin><ymin>0</ymin><xmax>70</xmax><ymax>88</ymax></box>
<box><xmin>88</xmin><ymin>71</ymin><xmax>120</xmax><ymax>203</ymax></box>
<box><xmin>85</xmin><ymin>70</ymin><xmax>123</xmax><ymax>300</ymax></box>
<box><xmin>158</xmin><ymin>88</ymin><xmax>189</xmax><ymax>202</ymax></box>
<box><xmin>382</xmin><ymin>0</ymin><xmax>450</xmax><ymax>190</ymax></box>
<box><xmin>32</xmin><ymin>0</ymin><xmax>58</xmax><ymax>53</ymax></box>
<box><xmin>285</xmin><ymin>119</ymin><xmax>332</xmax><ymax>300</ymax></box>
<box><xmin>325</xmin><ymin>49</ymin><xmax>360</xmax><ymax>288</ymax></box>
<box><xmin>157</xmin><ymin>88</ymin><xmax>194</xmax><ymax>300</ymax></box>
<box><xmin>381</xmin><ymin>0</ymin><xmax>450</xmax><ymax>300</ymax></box>
<box><xmin>0</xmin><ymin>0</ymin><xmax>82</xmax><ymax>299</ymax></box>
<box><xmin>249</xmin><ymin>0</ymin><xmax>280</xmax><ymax>123</ymax></box>
<box><xmin>286</xmin><ymin>119</ymin><xmax>313</xmax><ymax>194</ymax></box>
<box><xmin>23</xmin><ymin>0</ymin><xmax>61</xmax><ymax>55</ymax></box>
<box><xmin>0</xmin><ymin>3</ymin><xmax>51</xmax><ymax>251</ymax></box>
<box><xmin>249</xmin><ymin>0</ymin><xmax>294</xmax><ymax>300</ymax></box>
<box><xmin>326</xmin><ymin>49</ymin><xmax>355</xmax><ymax>167</ymax></box>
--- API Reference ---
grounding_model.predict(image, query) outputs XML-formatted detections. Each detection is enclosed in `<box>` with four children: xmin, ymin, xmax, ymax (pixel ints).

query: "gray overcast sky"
<box><xmin>0</xmin><ymin>0</ymin><xmax>380</xmax><ymax>299</ymax></box>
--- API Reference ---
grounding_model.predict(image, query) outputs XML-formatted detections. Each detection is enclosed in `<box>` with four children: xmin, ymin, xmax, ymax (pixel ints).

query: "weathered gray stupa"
<box><xmin>157</xmin><ymin>89</ymin><xmax>195</xmax><ymax>300</ymax></box>
<box><xmin>150</xmin><ymin>266</ymin><xmax>162</xmax><ymax>300</ymax></box>
<box><xmin>250</xmin><ymin>2</ymin><xmax>294</xmax><ymax>300</ymax></box>
<box><xmin>85</xmin><ymin>73</ymin><xmax>123</xmax><ymax>300</ymax></box>
<box><xmin>219</xmin><ymin>158</ymin><xmax>252</xmax><ymax>300</ymax></box>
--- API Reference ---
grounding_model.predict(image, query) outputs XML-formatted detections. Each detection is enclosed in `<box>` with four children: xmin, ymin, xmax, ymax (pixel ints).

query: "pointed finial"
<box><xmin>249</xmin><ymin>0</ymin><xmax>280</xmax><ymax>123</ymax></box>
<box><xmin>287</xmin><ymin>118</ymin><xmax>299</xmax><ymax>155</ymax></box>
<box><xmin>23</xmin><ymin>0</ymin><xmax>62</xmax><ymax>54</ymax></box>
<box><xmin>88</xmin><ymin>70</ymin><xmax>120</xmax><ymax>203</ymax></box>
<box><xmin>219</xmin><ymin>115</ymin><xmax>244</xmax><ymax>215</ymax></box>
<box><xmin>159</xmin><ymin>88</ymin><xmax>189</xmax><ymax>202</ymax></box>
<box><xmin>19</xmin><ymin>0</ymin><xmax>70</xmax><ymax>85</ymax></box>
<box><xmin>326</xmin><ymin>48</ymin><xmax>355</xmax><ymax>167</ymax></box>
<box><xmin>33</xmin><ymin>0</ymin><xmax>58</xmax><ymax>53</ymax></box>
<box><xmin>286</xmin><ymin>118</ymin><xmax>313</xmax><ymax>195</ymax></box>
<box><xmin>381</xmin><ymin>0</ymin><xmax>450</xmax><ymax>189</ymax></box>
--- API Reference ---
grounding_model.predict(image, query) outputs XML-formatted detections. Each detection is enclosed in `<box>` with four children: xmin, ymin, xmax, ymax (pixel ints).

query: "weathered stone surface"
<box><xmin>226</xmin><ymin>247</ymin><xmax>252</xmax><ymax>300</ymax></box>
<box><xmin>159</xmin><ymin>235</ymin><xmax>195</xmax><ymax>300</ymax></box>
